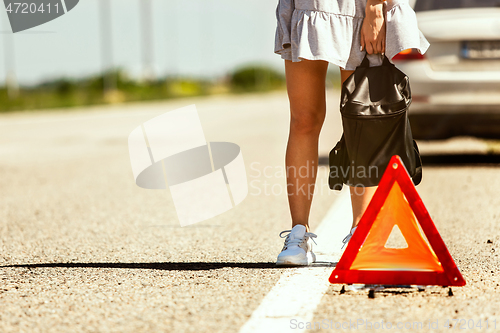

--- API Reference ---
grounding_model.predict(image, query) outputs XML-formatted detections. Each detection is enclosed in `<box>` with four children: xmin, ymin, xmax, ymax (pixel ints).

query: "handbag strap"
<box><xmin>412</xmin><ymin>140</ymin><xmax>423</xmax><ymax>186</ymax></box>
<box><xmin>359</xmin><ymin>53</ymin><xmax>393</xmax><ymax>68</ymax></box>
<box><xmin>333</xmin><ymin>133</ymin><xmax>345</xmax><ymax>150</ymax></box>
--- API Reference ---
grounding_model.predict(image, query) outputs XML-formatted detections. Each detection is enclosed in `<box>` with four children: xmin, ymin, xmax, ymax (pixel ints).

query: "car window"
<box><xmin>415</xmin><ymin>0</ymin><xmax>500</xmax><ymax>11</ymax></box>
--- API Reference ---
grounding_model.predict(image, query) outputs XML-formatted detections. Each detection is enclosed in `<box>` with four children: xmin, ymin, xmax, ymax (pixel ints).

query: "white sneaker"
<box><xmin>276</xmin><ymin>225</ymin><xmax>317</xmax><ymax>266</ymax></box>
<box><xmin>341</xmin><ymin>226</ymin><xmax>358</xmax><ymax>250</ymax></box>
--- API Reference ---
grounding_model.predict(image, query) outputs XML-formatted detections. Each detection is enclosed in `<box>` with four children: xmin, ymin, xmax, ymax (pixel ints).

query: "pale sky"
<box><xmin>0</xmin><ymin>0</ymin><xmax>283</xmax><ymax>86</ymax></box>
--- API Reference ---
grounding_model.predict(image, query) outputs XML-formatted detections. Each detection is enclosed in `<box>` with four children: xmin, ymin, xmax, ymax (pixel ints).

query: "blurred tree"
<box><xmin>53</xmin><ymin>78</ymin><xmax>76</xmax><ymax>96</ymax></box>
<box><xmin>230</xmin><ymin>65</ymin><xmax>285</xmax><ymax>92</ymax></box>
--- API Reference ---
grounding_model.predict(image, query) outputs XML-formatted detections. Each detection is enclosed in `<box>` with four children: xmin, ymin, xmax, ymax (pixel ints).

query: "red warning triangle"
<box><xmin>329</xmin><ymin>155</ymin><xmax>466</xmax><ymax>287</ymax></box>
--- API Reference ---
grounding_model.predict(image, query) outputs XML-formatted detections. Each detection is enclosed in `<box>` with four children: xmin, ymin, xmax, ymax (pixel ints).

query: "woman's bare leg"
<box><xmin>350</xmin><ymin>186</ymin><xmax>378</xmax><ymax>228</ymax></box>
<box><xmin>340</xmin><ymin>69</ymin><xmax>378</xmax><ymax>229</ymax></box>
<box><xmin>285</xmin><ymin>59</ymin><xmax>329</xmax><ymax>232</ymax></box>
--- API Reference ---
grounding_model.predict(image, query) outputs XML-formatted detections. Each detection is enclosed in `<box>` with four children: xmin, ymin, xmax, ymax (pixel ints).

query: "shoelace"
<box><xmin>341</xmin><ymin>232</ymin><xmax>353</xmax><ymax>250</ymax></box>
<box><xmin>279</xmin><ymin>229</ymin><xmax>317</xmax><ymax>250</ymax></box>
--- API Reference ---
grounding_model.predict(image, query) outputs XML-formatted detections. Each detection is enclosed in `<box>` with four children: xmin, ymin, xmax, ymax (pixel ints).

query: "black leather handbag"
<box><xmin>328</xmin><ymin>54</ymin><xmax>422</xmax><ymax>190</ymax></box>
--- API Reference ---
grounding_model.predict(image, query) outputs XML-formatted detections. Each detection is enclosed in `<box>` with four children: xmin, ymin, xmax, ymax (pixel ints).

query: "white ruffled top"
<box><xmin>274</xmin><ymin>0</ymin><xmax>430</xmax><ymax>70</ymax></box>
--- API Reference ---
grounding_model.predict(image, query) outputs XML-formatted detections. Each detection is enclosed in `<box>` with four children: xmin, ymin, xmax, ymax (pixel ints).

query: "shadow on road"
<box><xmin>420</xmin><ymin>154</ymin><xmax>500</xmax><ymax>166</ymax></box>
<box><xmin>318</xmin><ymin>154</ymin><xmax>500</xmax><ymax>167</ymax></box>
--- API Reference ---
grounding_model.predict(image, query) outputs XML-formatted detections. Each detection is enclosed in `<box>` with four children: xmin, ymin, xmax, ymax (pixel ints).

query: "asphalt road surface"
<box><xmin>1</xmin><ymin>90</ymin><xmax>499</xmax><ymax>333</ymax></box>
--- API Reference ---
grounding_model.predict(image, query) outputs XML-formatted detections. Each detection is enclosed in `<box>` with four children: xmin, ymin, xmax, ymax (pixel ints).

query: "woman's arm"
<box><xmin>361</xmin><ymin>0</ymin><xmax>386</xmax><ymax>55</ymax></box>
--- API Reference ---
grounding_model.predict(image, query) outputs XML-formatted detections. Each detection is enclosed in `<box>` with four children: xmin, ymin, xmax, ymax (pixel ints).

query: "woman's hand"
<box><xmin>361</xmin><ymin>0</ymin><xmax>386</xmax><ymax>54</ymax></box>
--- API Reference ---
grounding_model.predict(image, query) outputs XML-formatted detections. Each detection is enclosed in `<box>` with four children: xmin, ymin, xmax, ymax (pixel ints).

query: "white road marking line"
<box><xmin>239</xmin><ymin>188</ymin><xmax>353</xmax><ymax>333</ymax></box>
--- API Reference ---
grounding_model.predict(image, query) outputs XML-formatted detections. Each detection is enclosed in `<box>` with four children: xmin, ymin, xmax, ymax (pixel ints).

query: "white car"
<box><xmin>393</xmin><ymin>0</ymin><xmax>500</xmax><ymax>139</ymax></box>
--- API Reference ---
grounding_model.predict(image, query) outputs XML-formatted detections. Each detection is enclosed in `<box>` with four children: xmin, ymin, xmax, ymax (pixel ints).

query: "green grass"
<box><xmin>0</xmin><ymin>65</ymin><xmax>288</xmax><ymax>113</ymax></box>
